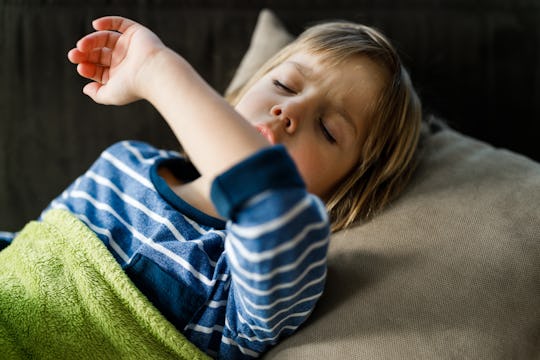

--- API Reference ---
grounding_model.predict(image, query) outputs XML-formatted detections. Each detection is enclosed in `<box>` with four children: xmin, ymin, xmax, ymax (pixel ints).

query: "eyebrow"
<box><xmin>285</xmin><ymin>61</ymin><xmax>359</xmax><ymax>140</ymax></box>
<box><xmin>285</xmin><ymin>61</ymin><xmax>313</xmax><ymax>78</ymax></box>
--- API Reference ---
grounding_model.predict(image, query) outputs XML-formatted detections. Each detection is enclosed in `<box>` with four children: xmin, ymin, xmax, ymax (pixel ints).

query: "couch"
<box><xmin>1</xmin><ymin>1</ymin><xmax>539</xmax><ymax>358</ymax></box>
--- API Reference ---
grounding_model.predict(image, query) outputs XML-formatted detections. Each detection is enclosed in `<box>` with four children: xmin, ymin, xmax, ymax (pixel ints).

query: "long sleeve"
<box><xmin>210</xmin><ymin>145</ymin><xmax>330</xmax><ymax>358</ymax></box>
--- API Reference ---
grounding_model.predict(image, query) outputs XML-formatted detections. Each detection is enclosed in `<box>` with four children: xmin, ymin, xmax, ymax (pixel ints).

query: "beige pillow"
<box><xmin>225</xmin><ymin>9</ymin><xmax>294</xmax><ymax>96</ymax></box>
<box><xmin>230</xmin><ymin>9</ymin><xmax>540</xmax><ymax>359</ymax></box>
<box><xmin>266</xmin><ymin>128</ymin><xmax>540</xmax><ymax>359</ymax></box>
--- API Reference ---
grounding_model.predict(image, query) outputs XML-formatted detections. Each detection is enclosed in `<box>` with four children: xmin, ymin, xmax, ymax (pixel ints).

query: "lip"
<box><xmin>256</xmin><ymin>124</ymin><xmax>275</xmax><ymax>145</ymax></box>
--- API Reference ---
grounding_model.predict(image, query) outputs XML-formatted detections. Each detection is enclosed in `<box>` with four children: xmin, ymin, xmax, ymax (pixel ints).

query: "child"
<box><xmin>1</xmin><ymin>16</ymin><xmax>421</xmax><ymax>359</ymax></box>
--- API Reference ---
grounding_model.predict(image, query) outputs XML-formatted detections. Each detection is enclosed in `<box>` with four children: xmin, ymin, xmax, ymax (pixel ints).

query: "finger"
<box><xmin>82</xmin><ymin>82</ymin><xmax>101</xmax><ymax>100</ymax></box>
<box><xmin>83</xmin><ymin>82</ymin><xmax>114</xmax><ymax>105</ymax></box>
<box><xmin>92</xmin><ymin>16</ymin><xmax>140</xmax><ymax>34</ymax></box>
<box><xmin>76</xmin><ymin>31</ymin><xmax>121</xmax><ymax>52</ymax></box>
<box><xmin>91</xmin><ymin>47</ymin><xmax>113</xmax><ymax>67</ymax></box>
<box><xmin>83</xmin><ymin>80</ymin><xmax>119</xmax><ymax>105</ymax></box>
<box><xmin>76</xmin><ymin>62</ymin><xmax>108</xmax><ymax>84</ymax></box>
<box><xmin>78</xmin><ymin>48</ymin><xmax>112</xmax><ymax>67</ymax></box>
<box><xmin>68</xmin><ymin>48</ymin><xmax>110</xmax><ymax>66</ymax></box>
<box><xmin>67</xmin><ymin>48</ymin><xmax>83</xmax><ymax>64</ymax></box>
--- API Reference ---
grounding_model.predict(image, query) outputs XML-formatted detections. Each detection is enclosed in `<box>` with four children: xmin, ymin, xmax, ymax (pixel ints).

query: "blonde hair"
<box><xmin>228</xmin><ymin>21</ymin><xmax>422</xmax><ymax>232</ymax></box>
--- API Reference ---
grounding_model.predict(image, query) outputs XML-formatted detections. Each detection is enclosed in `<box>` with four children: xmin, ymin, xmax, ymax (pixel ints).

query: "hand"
<box><xmin>68</xmin><ymin>16</ymin><xmax>166</xmax><ymax>105</ymax></box>
<box><xmin>69</xmin><ymin>16</ymin><xmax>268</xmax><ymax>182</ymax></box>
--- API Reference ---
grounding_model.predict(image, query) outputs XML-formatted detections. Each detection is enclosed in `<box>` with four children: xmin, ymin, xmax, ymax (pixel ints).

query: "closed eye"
<box><xmin>319</xmin><ymin>118</ymin><xmax>336</xmax><ymax>144</ymax></box>
<box><xmin>273</xmin><ymin>80</ymin><xmax>295</xmax><ymax>94</ymax></box>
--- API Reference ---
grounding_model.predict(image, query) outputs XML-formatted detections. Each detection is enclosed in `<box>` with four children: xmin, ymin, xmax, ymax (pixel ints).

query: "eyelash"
<box><xmin>273</xmin><ymin>80</ymin><xmax>295</xmax><ymax>94</ymax></box>
<box><xmin>319</xmin><ymin>118</ymin><xmax>336</xmax><ymax>144</ymax></box>
<box><xmin>273</xmin><ymin>79</ymin><xmax>336</xmax><ymax>144</ymax></box>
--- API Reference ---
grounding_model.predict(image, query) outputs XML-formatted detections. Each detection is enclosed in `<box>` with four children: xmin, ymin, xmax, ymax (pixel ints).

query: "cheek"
<box><xmin>289</xmin><ymin>146</ymin><xmax>332</xmax><ymax>196</ymax></box>
<box><xmin>291</xmin><ymin>145</ymin><xmax>357</xmax><ymax>198</ymax></box>
<box><xmin>234</xmin><ymin>88</ymin><xmax>270</xmax><ymax>124</ymax></box>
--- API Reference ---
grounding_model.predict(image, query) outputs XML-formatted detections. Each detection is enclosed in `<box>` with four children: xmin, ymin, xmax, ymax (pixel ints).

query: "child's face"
<box><xmin>235</xmin><ymin>51</ymin><xmax>387</xmax><ymax>199</ymax></box>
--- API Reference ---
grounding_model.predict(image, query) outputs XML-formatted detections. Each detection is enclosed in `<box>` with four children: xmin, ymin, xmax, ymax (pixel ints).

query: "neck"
<box><xmin>173</xmin><ymin>177</ymin><xmax>222</xmax><ymax>219</ymax></box>
<box><xmin>158</xmin><ymin>166</ymin><xmax>222</xmax><ymax>219</ymax></box>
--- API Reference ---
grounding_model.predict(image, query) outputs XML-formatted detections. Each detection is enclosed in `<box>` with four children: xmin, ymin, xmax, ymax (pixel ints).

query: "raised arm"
<box><xmin>68</xmin><ymin>16</ymin><xmax>268</xmax><ymax>180</ymax></box>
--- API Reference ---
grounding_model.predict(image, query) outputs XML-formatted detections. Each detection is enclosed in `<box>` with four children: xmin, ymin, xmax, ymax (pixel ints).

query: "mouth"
<box><xmin>256</xmin><ymin>124</ymin><xmax>275</xmax><ymax>145</ymax></box>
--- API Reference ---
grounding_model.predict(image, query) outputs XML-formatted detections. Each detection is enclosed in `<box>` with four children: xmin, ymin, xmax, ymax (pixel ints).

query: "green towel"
<box><xmin>0</xmin><ymin>209</ymin><xmax>210</xmax><ymax>360</ymax></box>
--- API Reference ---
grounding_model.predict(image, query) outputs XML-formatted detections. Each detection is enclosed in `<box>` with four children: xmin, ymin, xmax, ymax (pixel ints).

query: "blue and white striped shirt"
<box><xmin>7</xmin><ymin>141</ymin><xmax>329</xmax><ymax>359</ymax></box>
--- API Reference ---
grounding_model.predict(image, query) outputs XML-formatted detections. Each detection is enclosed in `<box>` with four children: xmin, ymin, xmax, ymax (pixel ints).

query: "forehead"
<box><xmin>280</xmin><ymin>50</ymin><xmax>387</xmax><ymax>88</ymax></box>
<box><xmin>280</xmin><ymin>51</ymin><xmax>387</xmax><ymax>116</ymax></box>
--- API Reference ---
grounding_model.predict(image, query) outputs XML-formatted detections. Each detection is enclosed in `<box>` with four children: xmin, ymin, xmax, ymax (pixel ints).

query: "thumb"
<box><xmin>83</xmin><ymin>82</ymin><xmax>104</xmax><ymax>103</ymax></box>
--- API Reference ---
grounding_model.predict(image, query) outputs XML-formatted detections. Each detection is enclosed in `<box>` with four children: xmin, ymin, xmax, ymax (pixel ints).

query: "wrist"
<box><xmin>136</xmin><ymin>47</ymin><xmax>192</xmax><ymax>103</ymax></box>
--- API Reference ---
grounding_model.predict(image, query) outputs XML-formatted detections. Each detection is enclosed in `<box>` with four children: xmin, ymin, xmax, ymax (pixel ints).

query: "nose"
<box><xmin>270</xmin><ymin>103</ymin><xmax>297</xmax><ymax>134</ymax></box>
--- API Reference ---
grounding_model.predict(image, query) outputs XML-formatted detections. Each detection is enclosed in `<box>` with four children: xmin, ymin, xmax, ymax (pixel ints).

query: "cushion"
<box><xmin>266</xmin><ymin>127</ymin><xmax>540</xmax><ymax>359</ymax></box>
<box><xmin>232</xmin><ymin>9</ymin><xmax>540</xmax><ymax>359</ymax></box>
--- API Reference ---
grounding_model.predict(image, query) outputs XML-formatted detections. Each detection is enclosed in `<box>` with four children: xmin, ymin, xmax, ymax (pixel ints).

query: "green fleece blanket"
<box><xmin>0</xmin><ymin>209</ymin><xmax>210</xmax><ymax>360</ymax></box>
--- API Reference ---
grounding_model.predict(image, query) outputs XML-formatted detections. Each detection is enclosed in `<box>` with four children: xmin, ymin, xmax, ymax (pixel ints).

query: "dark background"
<box><xmin>1</xmin><ymin>0</ymin><xmax>539</xmax><ymax>231</ymax></box>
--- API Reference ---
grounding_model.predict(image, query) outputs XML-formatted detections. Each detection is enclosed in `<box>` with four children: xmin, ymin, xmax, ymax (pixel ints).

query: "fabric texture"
<box><xmin>1</xmin><ymin>6</ymin><xmax>539</xmax><ymax>360</ymax></box>
<box><xmin>0</xmin><ymin>208</ymin><xmax>210</xmax><ymax>360</ymax></box>
<box><xmin>229</xmin><ymin>9</ymin><xmax>540</xmax><ymax>359</ymax></box>
<box><xmin>39</xmin><ymin>140</ymin><xmax>329</xmax><ymax>359</ymax></box>
<box><xmin>2</xmin><ymin>1</ymin><xmax>540</xmax><ymax>234</ymax></box>
<box><xmin>265</xmin><ymin>128</ymin><xmax>540</xmax><ymax>359</ymax></box>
